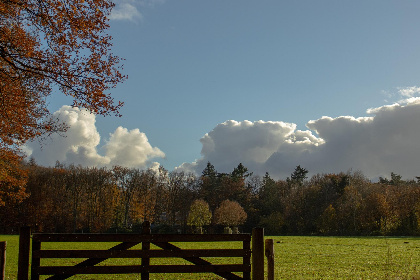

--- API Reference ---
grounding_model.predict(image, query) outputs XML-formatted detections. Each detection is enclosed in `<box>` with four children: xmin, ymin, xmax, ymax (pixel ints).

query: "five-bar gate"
<box><xmin>18</xmin><ymin>223</ymin><xmax>265</xmax><ymax>280</ymax></box>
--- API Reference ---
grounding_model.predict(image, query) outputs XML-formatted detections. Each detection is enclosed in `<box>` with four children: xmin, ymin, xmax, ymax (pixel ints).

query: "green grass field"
<box><xmin>1</xmin><ymin>235</ymin><xmax>419</xmax><ymax>279</ymax></box>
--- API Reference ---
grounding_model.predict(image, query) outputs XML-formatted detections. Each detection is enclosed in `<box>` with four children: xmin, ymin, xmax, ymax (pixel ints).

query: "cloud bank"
<box><xmin>25</xmin><ymin>106</ymin><xmax>165</xmax><ymax>169</ymax></box>
<box><xmin>179</xmin><ymin>97</ymin><xmax>420</xmax><ymax>180</ymax></box>
<box><xmin>27</xmin><ymin>91</ymin><xmax>420</xmax><ymax>181</ymax></box>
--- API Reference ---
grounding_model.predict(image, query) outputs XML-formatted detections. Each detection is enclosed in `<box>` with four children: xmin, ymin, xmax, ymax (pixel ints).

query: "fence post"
<box><xmin>252</xmin><ymin>228</ymin><xmax>264</xmax><ymax>280</ymax></box>
<box><xmin>141</xmin><ymin>221</ymin><xmax>151</xmax><ymax>280</ymax></box>
<box><xmin>17</xmin><ymin>226</ymin><xmax>31</xmax><ymax>280</ymax></box>
<box><xmin>31</xmin><ymin>238</ymin><xmax>41</xmax><ymax>280</ymax></box>
<box><xmin>0</xmin><ymin>241</ymin><xmax>6</xmax><ymax>280</ymax></box>
<box><xmin>265</xmin><ymin>239</ymin><xmax>274</xmax><ymax>280</ymax></box>
<box><xmin>243</xmin><ymin>238</ymin><xmax>251</xmax><ymax>280</ymax></box>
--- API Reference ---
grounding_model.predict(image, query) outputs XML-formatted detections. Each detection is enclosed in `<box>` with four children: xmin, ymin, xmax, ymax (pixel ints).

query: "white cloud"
<box><xmin>178</xmin><ymin>98</ymin><xmax>420</xmax><ymax>180</ymax></box>
<box><xmin>139</xmin><ymin>0</ymin><xmax>166</xmax><ymax>7</ymax></box>
<box><xmin>177</xmin><ymin>120</ymin><xmax>322</xmax><ymax>178</ymax></box>
<box><xmin>110</xmin><ymin>0</ymin><xmax>165</xmax><ymax>22</ymax></box>
<box><xmin>110</xmin><ymin>2</ymin><xmax>143</xmax><ymax>22</ymax></box>
<box><xmin>25</xmin><ymin>106</ymin><xmax>165</xmax><ymax>169</ymax></box>
<box><xmin>103</xmin><ymin>126</ymin><xmax>165</xmax><ymax>167</ymax></box>
<box><xmin>398</xmin><ymin>86</ymin><xmax>420</xmax><ymax>98</ymax></box>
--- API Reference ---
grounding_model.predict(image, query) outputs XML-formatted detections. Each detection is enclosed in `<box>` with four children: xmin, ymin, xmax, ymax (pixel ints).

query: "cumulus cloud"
<box><xmin>25</xmin><ymin>106</ymin><xmax>165</xmax><ymax>169</ymax></box>
<box><xmin>178</xmin><ymin>97</ymin><xmax>420</xmax><ymax>180</ymax></box>
<box><xmin>177</xmin><ymin>120</ymin><xmax>323</xmax><ymax>178</ymax></box>
<box><xmin>103</xmin><ymin>126</ymin><xmax>165</xmax><ymax>167</ymax></box>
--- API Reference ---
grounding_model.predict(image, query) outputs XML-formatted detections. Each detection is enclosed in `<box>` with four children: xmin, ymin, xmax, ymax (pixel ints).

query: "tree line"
<box><xmin>1</xmin><ymin>161</ymin><xmax>419</xmax><ymax>236</ymax></box>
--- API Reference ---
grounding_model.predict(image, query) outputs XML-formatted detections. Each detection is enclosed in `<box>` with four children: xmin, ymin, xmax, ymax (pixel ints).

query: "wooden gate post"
<box><xmin>141</xmin><ymin>221</ymin><xmax>151</xmax><ymax>280</ymax></box>
<box><xmin>0</xmin><ymin>241</ymin><xmax>6</xmax><ymax>280</ymax></box>
<box><xmin>252</xmin><ymin>228</ymin><xmax>264</xmax><ymax>280</ymax></box>
<box><xmin>17</xmin><ymin>227</ymin><xmax>31</xmax><ymax>280</ymax></box>
<box><xmin>265</xmin><ymin>239</ymin><xmax>274</xmax><ymax>280</ymax></box>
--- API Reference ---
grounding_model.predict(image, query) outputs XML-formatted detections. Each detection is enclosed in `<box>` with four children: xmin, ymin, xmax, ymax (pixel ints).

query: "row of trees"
<box><xmin>1</xmin><ymin>161</ymin><xmax>420</xmax><ymax>236</ymax></box>
<box><xmin>2</xmin><ymin>0</ymin><xmax>419</xmax><ymax>236</ymax></box>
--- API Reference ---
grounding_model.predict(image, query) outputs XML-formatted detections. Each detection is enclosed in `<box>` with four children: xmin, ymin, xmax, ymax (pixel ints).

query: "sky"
<box><xmin>25</xmin><ymin>0</ymin><xmax>420</xmax><ymax>180</ymax></box>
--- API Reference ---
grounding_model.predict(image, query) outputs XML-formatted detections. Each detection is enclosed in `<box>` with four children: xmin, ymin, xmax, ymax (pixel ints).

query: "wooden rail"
<box><xmin>17</xmin><ymin>223</ymin><xmax>266</xmax><ymax>280</ymax></box>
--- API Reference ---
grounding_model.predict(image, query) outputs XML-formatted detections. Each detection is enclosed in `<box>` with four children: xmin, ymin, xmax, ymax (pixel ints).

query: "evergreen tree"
<box><xmin>288</xmin><ymin>165</ymin><xmax>308</xmax><ymax>186</ymax></box>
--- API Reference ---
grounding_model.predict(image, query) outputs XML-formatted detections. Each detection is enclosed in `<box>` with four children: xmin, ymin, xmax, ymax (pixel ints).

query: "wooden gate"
<box><xmin>18</xmin><ymin>223</ymin><xmax>265</xmax><ymax>280</ymax></box>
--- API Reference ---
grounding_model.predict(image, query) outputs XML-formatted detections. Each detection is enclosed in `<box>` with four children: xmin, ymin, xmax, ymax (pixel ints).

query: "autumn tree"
<box><xmin>137</xmin><ymin>169</ymin><xmax>159</xmax><ymax>224</ymax></box>
<box><xmin>283</xmin><ymin>184</ymin><xmax>324</xmax><ymax>234</ymax></box>
<box><xmin>187</xmin><ymin>199</ymin><xmax>212</xmax><ymax>234</ymax></box>
<box><xmin>81</xmin><ymin>167</ymin><xmax>117</xmax><ymax>232</ymax></box>
<box><xmin>112</xmin><ymin>166</ymin><xmax>149</xmax><ymax>230</ymax></box>
<box><xmin>257</xmin><ymin>173</ymin><xmax>287</xmax><ymax>235</ymax></box>
<box><xmin>379</xmin><ymin>172</ymin><xmax>404</xmax><ymax>186</ymax></box>
<box><xmin>199</xmin><ymin>162</ymin><xmax>254</xmax><ymax>217</ymax></box>
<box><xmin>161</xmin><ymin>171</ymin><xmax>197</xmax><ymax>230</ymax></box>
<box><xmin>227</xmin><ymin>163</ymin><xmax>254</xmax><ymax>211</ymax></box>
<box><xmin>0</xmin><ymin>149</ymin><xmax>28</xmax><ymax>206</ymax></box>
<box><xmin>317</xmin><ymin>204</ymin><xmax>338</xmax><ymax>235</ymax></box>
<box><xmin>214</xmin><ymin>200</ymin><xmax>247</xmax><ymax>232</ymax></box>
<box><xmin>335</xmin><ymin>185</ymin><xmax>363</xmax><ymax>235</ymax></box>
<box><xmin>258</xmin><ymin>172</ymin><xmax>282</xmax><ymax>216</ymax></box>
<box><xmin>0</xmin><ymin>0</ymin><xmax>125</xmax><ymax>204</ymax></box>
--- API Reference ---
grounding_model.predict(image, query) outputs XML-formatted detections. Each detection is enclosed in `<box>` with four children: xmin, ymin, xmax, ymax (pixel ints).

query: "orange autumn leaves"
<box><xmin>1</xmin><ymin>0</ymin><xmax>125</xmax><ymax>117</ymax></box>
<box><xmin>0</xmin><ymin>149</ymin><xmax>28</xmax><ymax>206</ymax></box>
<box><xmin>0</xmin><ymin>0</ymin><xmax>125</xmax><ymax>205</ymax></box>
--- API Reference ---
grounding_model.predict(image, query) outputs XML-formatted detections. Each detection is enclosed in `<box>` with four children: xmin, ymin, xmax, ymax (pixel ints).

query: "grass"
<box><xmin>273</xmin><ymin>236</ymin><xmax>419</xmax><ymax>279</ymax></box>
<box><xmin>1</xmin><ymin>235</ymin><xmax>419</xmax><ymax>279</ymax></box>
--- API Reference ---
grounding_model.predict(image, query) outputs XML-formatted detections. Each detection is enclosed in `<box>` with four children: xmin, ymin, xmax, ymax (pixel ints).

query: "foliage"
<box><xmin>317</xmin><ymin>204</ymin><xmax>338</xmax><ymax>235</ymax></box>
<box><xmin>200</xmin><ymin>163</ymin><xmax>254</xmax><ymax>219</ymax></box>
<box><xmin>187</xmin><ymin>199</ymin><xmax>212</xmax><ymax>233</ymax></box>
<box><xmin>1</xmin><ymin>161</ymin><xmax>420</xmax><ymax>236</ymax></box>
<box><xmin>259</xmin><ymin>211</ymin><xmax>284</xmax><ymax>235</ymax></box>
<box><xmin>202</xmin><ymin>162</ymin><xmax>217</xmax><ymax>178</ymax></box>
<box><xmin>0</xmin><ymin>0</ymin><xmax>125</xmax><ymax>206</ymax></box>
<box><xmin>380</xmin><ymin>172</ymin><xmax>404</xmax><ymax>186</ymax></box>
<box><xmin>0</xmin><ymin>0</ymin><xmax>125</xmax><ymax>117</ymax></box>
<box><xmin>231</xmin><ymin>163</ymin><xmax>252</xmax><ymax>180</ymax></box>
<box><xmin>214</xmin><ymin>199</ymin><xmax>247</xmax><ymax>227</ymax></box>
<box><xmin>0</xmin><ymin>149</ymin><xmax>28</xmax><ymax>206</ymax></box>
<box><xmin>287</xmin><ymin>165</ymin><xmax>308</xmax><ymax>186</ymax></box>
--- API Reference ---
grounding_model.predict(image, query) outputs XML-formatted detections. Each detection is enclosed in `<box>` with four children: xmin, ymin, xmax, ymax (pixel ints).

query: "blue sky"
<box><xmin>30</xmin><ymin>0</ymin><xmax>420</xmax><ymax>180</ymax></box>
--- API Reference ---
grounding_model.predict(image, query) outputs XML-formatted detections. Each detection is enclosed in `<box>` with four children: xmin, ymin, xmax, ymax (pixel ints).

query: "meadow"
<box><xmin>1</xmin><ymin>235</ymin><xmax>419</xmax><ymax>279</ymax></box>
